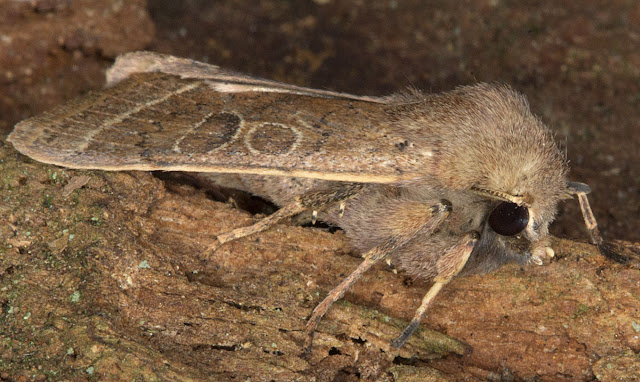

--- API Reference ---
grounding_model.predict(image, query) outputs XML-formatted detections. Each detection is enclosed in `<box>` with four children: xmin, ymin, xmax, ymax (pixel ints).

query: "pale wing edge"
<box><xmin>106</xmin><ymin>51</ymin><xmax>389</xmax><ymax>104</ymax></box>
<box><xmin>7</xmin><ymin>121</ymin><xmax>405</xmax><ymax>184</ymax></box>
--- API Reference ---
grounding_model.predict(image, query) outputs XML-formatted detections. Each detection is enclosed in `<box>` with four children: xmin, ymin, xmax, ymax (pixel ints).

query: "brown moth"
<box><xmin>7</xmin><ymin>51</ymin><xmax>611</xmax><ymax>351</ymax></box>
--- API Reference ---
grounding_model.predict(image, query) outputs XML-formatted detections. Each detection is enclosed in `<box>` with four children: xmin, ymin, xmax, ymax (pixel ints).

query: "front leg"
<box><xmin>391</xmin><ymin>231</ymin><xmax>478</xmax><ymax>348</ymax></box>
<box><xmin>303</xmin><ymin>199</ymin><xmax>453</xmax><ymax>353</ymax></box>
<box><xmin>567</xmin><ymin>181</ymin><xmax>628</xmax><ymax>263</ymax></box>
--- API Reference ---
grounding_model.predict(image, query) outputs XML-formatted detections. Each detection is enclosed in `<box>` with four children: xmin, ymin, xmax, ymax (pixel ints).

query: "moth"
<box><xmin>8</xmin><ymin>51</ymin><xmax>610</xmax><ymax>351</ymax></box>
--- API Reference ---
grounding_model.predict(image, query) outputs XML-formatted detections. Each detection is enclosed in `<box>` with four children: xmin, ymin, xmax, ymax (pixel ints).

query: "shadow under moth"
<box><xmin>8</xmin><ymin>51</ymin><xmax>614</xmax><ymax>351</ymax></box>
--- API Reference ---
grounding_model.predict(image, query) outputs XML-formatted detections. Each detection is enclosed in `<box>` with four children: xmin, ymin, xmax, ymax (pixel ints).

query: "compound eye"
<box><xmin>488</xmin><ymin>202</ymin><xmax>529</xmax><ymax>236</ymax></box>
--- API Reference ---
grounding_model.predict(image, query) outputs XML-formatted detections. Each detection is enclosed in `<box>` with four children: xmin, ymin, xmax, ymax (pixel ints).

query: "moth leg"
<box><xmin>391</xmin><ymin>232</ymin><xmax>479</xmax><ymax>348</ymax></box>
<box><xmin>567</xmin><ymin>182</ymin><xmax>603</xmax><ymax>246</ymax></box>
<box><xmin>567</xmin><ymin>182</ymin><xmax>627</xmax><ymax>263</ymax></box>
<box><xmin>203</xmin><ymin>183</ymin><xmax>364</xmax><ymax>256</ymax></box>
<box><xmin>303</xmin><ymin>199</ymin><xmax>452</xmax><ymax>354</ymax></box>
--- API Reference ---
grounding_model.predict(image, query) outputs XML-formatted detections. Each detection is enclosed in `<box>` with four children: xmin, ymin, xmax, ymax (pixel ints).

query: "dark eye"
<box><xmin>488</xmin><ymin>202</ymin><xmax>529</xmax><ymax>236</ymax></box>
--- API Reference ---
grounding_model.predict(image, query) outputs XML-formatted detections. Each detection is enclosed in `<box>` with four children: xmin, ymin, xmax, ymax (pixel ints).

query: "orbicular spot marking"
<box><xmin>174</xmin><ymin>111</ymin><xmax>242</xmax><ymax>154</ymax></box>
<box><xmin>245</xmin><ymin>122</ymin><xmax>301</xmax><ymax>155</ymax></box>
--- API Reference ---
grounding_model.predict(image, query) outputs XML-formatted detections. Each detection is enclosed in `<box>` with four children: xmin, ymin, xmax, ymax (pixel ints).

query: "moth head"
<box><xmin>473</xmin><ymin>180</ymin><xmax>603</xmax><ymax>267</ymax></box>
<box><xmin>470</xmin><ymin>186</ymin><xmax>560</xmax><ymax>265</ymax></box>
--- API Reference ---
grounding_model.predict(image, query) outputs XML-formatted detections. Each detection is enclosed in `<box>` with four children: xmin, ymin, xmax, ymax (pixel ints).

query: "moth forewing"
<box><xmin>7</xmin><ymin>51</ymin><xmax>611</xmax><ymax>352</ymax></box>
<box><xmin>9</xmin><ymin>70</ymin><xmax>430</xmax><ymax>183</ymax></box>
